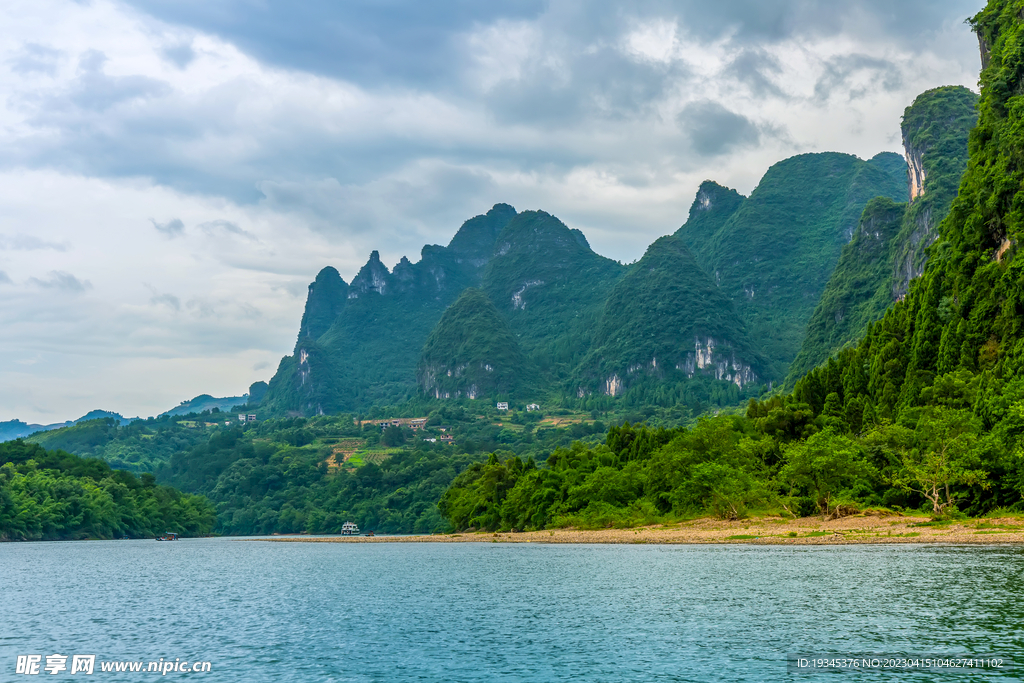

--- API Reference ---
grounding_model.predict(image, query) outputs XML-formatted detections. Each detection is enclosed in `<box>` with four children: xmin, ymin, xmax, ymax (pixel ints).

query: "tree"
<box><xmin>381</xmin><ymin>425</ymin><xmax>406</xmax><ymax>447</ymax></box>
<box><xmin>778</xmin><ymin>428</ymin><xmax>873</xmax><ymax>519</ymax></box>
<box><xmin>889</xmin><ymin>407</ymin><xmax>987</xmax><ymax>515</ymax></box>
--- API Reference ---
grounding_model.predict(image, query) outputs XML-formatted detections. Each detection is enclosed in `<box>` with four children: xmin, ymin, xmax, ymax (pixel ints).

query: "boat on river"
<box><xmin>156</xmin><ymin>532</ymin><xmax>178</xmax><ymax>541</ymax></box>
<box><xmin>341</xmin><ymin>522</ymin><xmax>359</xmax><ymax>535</ymax></box>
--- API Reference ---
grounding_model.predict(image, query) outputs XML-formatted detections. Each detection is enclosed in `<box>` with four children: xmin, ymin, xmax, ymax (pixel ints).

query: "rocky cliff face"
<box><xmin>891</xmin><ymin>86</ymin><xmax>978</xmax><ymax>301</ymax></box>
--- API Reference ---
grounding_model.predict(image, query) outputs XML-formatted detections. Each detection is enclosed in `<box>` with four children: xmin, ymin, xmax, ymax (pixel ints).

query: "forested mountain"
<box><xmin>788</xmin><ymin>86</ymin><xmax>978</xmax><ymax>383</ymax></box>
<box><xmin>261</xmin><ymin>145</ymin><xmax>914</xmax><ymax>414</ymax></box>
<box><xmin>261</xmin><ymin>204</ymin><xmax>518</xmax><ymax>415</ymax></box>
<box><xmin>676</xmin><ymin>152</ymin><xmax>909</xmax><ymax>379</ymax></box>
<box><xmin>480</xmin><ymin>210</ymin><xmax>626</xmax><ymax>382</ymax></box>
<box><xmin>574</xmin><ymin>235</ymin><xmax>764</xmax><ymax>405</ymax></box>
<box><xmin>418</xmin><ymin>288</ymin><xmax>535</xmax><ymax>399</ymax></box>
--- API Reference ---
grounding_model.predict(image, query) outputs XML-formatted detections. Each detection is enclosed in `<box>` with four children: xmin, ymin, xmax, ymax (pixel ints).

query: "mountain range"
<box><xmin>257</xmin><ymin>83</ymin><xmax>974</xmax><ymax>416</ymax></box>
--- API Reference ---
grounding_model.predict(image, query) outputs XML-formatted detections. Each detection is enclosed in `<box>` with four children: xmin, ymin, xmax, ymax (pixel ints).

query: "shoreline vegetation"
<box><xmin>257</xmin><ymin>513</ymin><xmax>1024</xmax><ymax>545</ymax></box>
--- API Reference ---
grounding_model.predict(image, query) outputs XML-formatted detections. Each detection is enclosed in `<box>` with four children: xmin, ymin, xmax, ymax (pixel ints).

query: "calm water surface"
<box><xmin>2</xmin><ymin>539</ymin><xmax>1022</xmax><ymax>681</ymax></box>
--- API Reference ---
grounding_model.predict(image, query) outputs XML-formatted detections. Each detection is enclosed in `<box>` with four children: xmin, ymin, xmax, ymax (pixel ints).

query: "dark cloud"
<box><xmin>725</xmin><ymin>48</ymin><xmax>788</xmax><ymax>99</ymax></box>
<box><xmin>28</xmin><ymin>271</ymin><xmax>92</xmax><ymax>292</ymax></box>
<box><xmin>668</xmin><ymin>0</ymin><xmax>980</xmax><ymax>45</ymax></box>
<box><xmin>150</xmin><ymin>292</ymin><xmax>181</xmax><ymax>310</ymax></box>
<box><xmin>66</xmin><ymin>50</ymin><xmax>170</xmax><ymax>112</ymax></box>
<box><xmin>814</xmin><ymin>54</ymin><xmax>904</xmax><ymax>101</ymax></box>
<box><xmin>125</xmin><ymin>0</ymin><xmax>980</xmax><ymax>86</ymax></box>
<box><xmin>199</xmin><ymin>219</ymin><xmax>258</xmax><ymax>241</ymax></box>
<box><xmin>677</xmin><ymin>101</ymin><xmax>759</xmax><ymax>156</ymax></box>
<box><xmin>151</xmin><ymin>218</ymin><xmax>185</xmax><ymax>238</ymax></box>
<box><xmin>9</xmin><ymin>43</ymin><xmax>63</xmax><ymax>76</ymax></box>
<box><xmin>126</xmin><ymin>0</ymin><xmax>546</xmax><ymax>86</ymax></box>
<box><xmin>0</xmin><ymin>234</ymin><xmax>68</xmax><ymax>251</ymax></box>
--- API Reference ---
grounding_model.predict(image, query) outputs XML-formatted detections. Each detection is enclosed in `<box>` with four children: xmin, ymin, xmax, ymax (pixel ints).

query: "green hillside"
<box><xmin>675</xmin><ymin>181</ymin><xmax>745</xmax><ymax>257</ymax></box>
<box><xmin>788</xmin><ymin>86</ymin><xmax>978</xmax><ymax>382</ymax></box>
<box><xmin>575</xmin><ymin>235</ymin><xmax>765</xmax><ymax>405</ymax></box>
<box><xmin>481</xmin><ymin>210</ymin><xmax>626</xmax><ymax>380</ymax></box>
<box><xmin>0</xmin><ymin>440</ymin><xmax>214</xmax><ymax>541</ymax></box>
<box><xmin>418</xmin><ymin>288</ymin><xmax>534</xmax><ymax>399</ymax></box>
<box><xmin>786</xmin><ymin>198</ymin><xmax>908</xmax><ymax>382</ymax></box>
<box><xmin>677</xmin><ymin>152</ymin><xmax>909</xmax><ymax>380</ymax></box>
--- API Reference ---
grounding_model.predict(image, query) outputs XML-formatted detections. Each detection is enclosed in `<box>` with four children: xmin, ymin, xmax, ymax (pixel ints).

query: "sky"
<box><xmin>0</xmin><ymin>0</ymin><xmax>984</xmax><ymax>423</ymax></box>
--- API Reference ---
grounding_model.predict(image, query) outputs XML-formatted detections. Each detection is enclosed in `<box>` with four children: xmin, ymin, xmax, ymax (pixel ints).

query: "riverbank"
<box><xmin>259</xmin><ymin>513</ymin><xmax>1024</xmax><ymax>545</ymax></box>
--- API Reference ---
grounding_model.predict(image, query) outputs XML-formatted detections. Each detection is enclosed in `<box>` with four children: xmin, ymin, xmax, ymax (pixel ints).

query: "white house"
<box><xmin>496</xmin><ymin>402</ymin><xmax>509</xmax><ymax>411</ymax></box>
<box><xmin>527</xmin><ymin>404</ymin><xmax>540</xmax><ymax>411</ymax></box>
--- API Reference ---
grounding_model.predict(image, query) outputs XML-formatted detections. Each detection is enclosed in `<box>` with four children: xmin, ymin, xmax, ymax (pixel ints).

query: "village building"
<box><xmin>527</xmin><ymin>404</ymin><xmax>540</xmax><ymax>411</ymax></box>
<box><xmin>496</xmin><ymin>402</ymin><xmax>509</xmax><ymax>411</ymax></box>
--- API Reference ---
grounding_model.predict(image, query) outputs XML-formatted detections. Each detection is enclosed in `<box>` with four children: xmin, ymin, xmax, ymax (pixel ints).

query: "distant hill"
<box><xmin>159</xmin><ymin>395</ymin><xmax>248</xmax><ymax>417</ymax></box>
<box><xmin>0</xmin><ymin>410</ymin><xmax>134</xmax><ymax>444</ymax></box>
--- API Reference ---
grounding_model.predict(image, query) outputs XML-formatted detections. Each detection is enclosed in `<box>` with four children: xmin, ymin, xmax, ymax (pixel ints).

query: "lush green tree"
<box><xmin>778</xmin><ymin>428</ymin><xmax>874</xmax><ymax>519</ymax></box>
<box><xmin>888</xmin><ymin>407</ymin><xmax>987</xmax><ymax>515</ymax></box>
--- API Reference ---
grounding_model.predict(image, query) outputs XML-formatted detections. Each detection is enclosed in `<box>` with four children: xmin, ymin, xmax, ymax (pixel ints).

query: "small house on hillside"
<box><xmin>527</xmin><ymin>404</ymin><xmax>540</xmax><ymax>411</ymax></box>
<box><xmin>496</xmin><ymin>402</ymin><xmax>509</xmax><ymax>411</ymax></box>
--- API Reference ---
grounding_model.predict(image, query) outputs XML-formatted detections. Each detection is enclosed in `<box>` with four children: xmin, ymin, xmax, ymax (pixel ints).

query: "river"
<box><xmin>3</xmin><ymin>539</ymin><xmax>1021</xmax><ymax>681</ymax></box>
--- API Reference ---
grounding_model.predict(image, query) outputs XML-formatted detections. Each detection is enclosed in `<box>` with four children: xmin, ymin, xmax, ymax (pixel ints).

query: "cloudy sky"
<box><xmin>0</xmin><ymin>0</ymin><xmax>983</xmax><ymax>423</ymax></box>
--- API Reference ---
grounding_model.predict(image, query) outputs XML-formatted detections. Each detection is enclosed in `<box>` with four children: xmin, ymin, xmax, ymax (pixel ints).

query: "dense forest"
<box><xmin>0</xmin><ymin>440</ymin><xmax>214</xmax><ymax>541</ymax></box>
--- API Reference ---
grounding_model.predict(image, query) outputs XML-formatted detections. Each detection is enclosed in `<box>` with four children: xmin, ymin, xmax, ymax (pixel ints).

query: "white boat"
<box><xmin>341</xmin><ymin>521</ymin><xmax>360</xmax><ymax>535</ymax></box>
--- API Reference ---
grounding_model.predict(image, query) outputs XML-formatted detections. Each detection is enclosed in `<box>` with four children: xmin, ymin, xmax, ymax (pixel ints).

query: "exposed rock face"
<box><xmin>348</xmin><ymin>251</ymin><xmax>390</xmax><ymax>298</ymax></box>
<box><xmin>677</xmin><ymin>338</ymin><xmax>757</xmax><ymax>389</ymax></box>
<box><xmin>892</xmin><ymin>205</ymin><xmax>933</xmax><ymax>301</ymax></box>
<box><xmin>904</xmin><ymin>139</ymin><xmax>927</xmax><ymax>201</ymax></box>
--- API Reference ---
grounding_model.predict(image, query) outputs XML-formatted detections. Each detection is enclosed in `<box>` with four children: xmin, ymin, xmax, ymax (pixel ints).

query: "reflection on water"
<box><xmin>2</xmin><ymin>540</ymin><xmax>1022</xmax><ymax>681</ymax></box>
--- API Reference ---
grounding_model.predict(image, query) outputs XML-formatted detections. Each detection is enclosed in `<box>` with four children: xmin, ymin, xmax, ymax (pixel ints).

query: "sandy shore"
<box><xmin>257</xmin><ymin>514</ymin><xmax>1024</xmax><ymax>545</ymax></box>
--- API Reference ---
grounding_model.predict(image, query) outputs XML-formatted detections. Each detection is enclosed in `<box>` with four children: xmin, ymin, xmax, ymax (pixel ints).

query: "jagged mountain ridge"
<box><xmin>262</xmin><ymin>204</ymin><xmax>518</xmax><ymax>415</ymax></box>
<box><xmin>787</xmin><ymin>86</ymin><xmax>978</xmax><ymax>384</ymax></box>
<box><xmin>676</xmin><ymin>151</ymin><xmax>910</xmax><ymax>380</ymax></box>
<box><xmin>262</xmin><ymin>105</ymin><xmax>953</xmax><ymax>414</ymax></box>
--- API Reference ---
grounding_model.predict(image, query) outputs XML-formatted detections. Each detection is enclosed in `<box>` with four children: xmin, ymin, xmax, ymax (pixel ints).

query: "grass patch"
<box><xmin>802</xmin><ymin>531</ymin><xmax>832</xmax><ymax>538</ymax></box>
<box><xmin>727</xmin><ymin>534</ymin><xmax>758</xmax><ymax>539</ymax></box>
